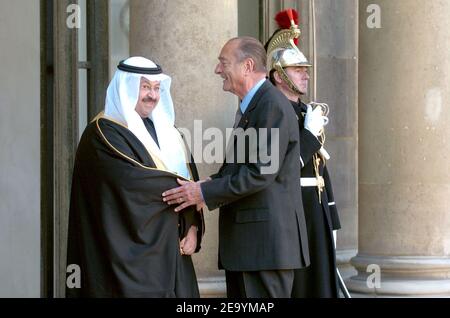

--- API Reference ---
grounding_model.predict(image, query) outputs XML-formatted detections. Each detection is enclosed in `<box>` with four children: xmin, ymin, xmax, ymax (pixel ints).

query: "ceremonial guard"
<box><xmin>266</xmin><ymin>9</ymin><xmax>342</xmax><ymax>297</ymax></box>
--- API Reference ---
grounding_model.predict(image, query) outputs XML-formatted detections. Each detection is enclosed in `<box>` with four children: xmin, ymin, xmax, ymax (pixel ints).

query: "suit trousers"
<box><xmin>225</xmin><ymin>269</ymin><xmax>294</xmax><ymax>298</ymax></box>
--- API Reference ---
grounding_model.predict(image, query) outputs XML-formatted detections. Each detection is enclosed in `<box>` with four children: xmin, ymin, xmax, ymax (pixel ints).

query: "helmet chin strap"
<box><xmin>275</xmin><ymin>63</ymin><xmax>303</xmax><ymax>96</ymax></box>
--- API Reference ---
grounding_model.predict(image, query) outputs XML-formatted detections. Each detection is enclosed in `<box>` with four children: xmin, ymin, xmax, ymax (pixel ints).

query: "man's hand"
<box><xmin>179</xmin><ymin>225</ymin><xmax>197</xmax><ymax>256</ymax></box>
<box><xmin>162</xmin><ymin>178</ymin><xmax>206</xmax><ymax>212</ymax></box>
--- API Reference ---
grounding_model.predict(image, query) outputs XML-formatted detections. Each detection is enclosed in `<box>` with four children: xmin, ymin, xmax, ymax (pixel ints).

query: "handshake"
<box><xmin>304</xmin><ymin>104</ymin><xmax>329</xmax><ymax>137</ymax></box>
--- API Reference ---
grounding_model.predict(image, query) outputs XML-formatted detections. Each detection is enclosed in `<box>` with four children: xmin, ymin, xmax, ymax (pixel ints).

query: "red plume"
<box><xmin>275</xmin><ymin>8</ymin><xmax>299</xmax><ymax>45</ymax></box>
<box><xmin>275</xmin><ymin>8</ymin><xmax>299</xmax><ymax>29</ymax></box>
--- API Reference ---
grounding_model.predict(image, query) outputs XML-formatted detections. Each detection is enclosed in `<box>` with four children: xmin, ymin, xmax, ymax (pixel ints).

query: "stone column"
<box><xmin>0</xmin><ymin>0</ymin><xmax>40</xmax><ymax>297</ymax></box>
<box><xmin>130</xmin><ymin>0</ymin><xmax>238</xmax><ymax>297</ymax></box>
<box><xmin>349</xmin><ymin>0</ymin><xmax>450</xmax><ymax>296</ymax></box>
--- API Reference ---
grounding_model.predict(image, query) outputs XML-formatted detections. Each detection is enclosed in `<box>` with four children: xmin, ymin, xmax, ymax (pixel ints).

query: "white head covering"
<box><xmin>104</xmin><ymin>56</ymin><xmax>190</xmax><ymax>179</ymax></box>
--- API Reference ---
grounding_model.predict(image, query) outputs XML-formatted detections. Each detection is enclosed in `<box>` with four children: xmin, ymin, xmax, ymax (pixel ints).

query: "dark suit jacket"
<box><xmin>201</xmin><ymin>80</ymin><xmax>310</xmax><ymax>271</ymax></box>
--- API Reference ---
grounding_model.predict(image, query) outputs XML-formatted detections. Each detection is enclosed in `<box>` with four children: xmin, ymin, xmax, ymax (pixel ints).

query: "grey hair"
<box><xmin>229</xmin><ymin>36</ymin><xmax>267</xmax><ymax>73</ymax></box>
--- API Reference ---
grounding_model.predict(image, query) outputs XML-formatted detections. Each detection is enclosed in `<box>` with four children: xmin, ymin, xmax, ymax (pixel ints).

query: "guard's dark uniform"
<box><xmin>291</xmin><ymin>100</ymin><xmax>341</xmax><ymax>298</ymax></box>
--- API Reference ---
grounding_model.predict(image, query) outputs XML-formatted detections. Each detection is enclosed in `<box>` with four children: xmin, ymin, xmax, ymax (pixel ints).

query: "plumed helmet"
<box><xmin>266</xmin><ymin>9</ymin><xmax>311</xmax><ymax>95</ymax></box>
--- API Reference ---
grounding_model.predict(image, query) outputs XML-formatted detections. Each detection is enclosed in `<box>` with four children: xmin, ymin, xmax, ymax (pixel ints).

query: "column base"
<box><xmin>337</xmin><ymin>249</ymin><xmax>358</xmax><ymax>280</ymax></box>
<box><xmin>347</xmin><ymin>254</ymin><xmax>450</xmax><ymax>297</ymax></box>
<box><xmin>198</xmin><ymin>274</ymin><xmax>226</xmax><ymax>298</ymax></box>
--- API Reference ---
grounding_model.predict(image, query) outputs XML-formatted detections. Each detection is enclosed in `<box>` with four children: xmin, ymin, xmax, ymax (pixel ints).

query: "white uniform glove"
<box><xmin>304</xmin><ymin>105</ymin><xmax>327</xmax><ymax>137</ymax></box>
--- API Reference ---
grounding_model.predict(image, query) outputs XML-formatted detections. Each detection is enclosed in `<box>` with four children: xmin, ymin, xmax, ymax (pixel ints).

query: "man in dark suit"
<box><xmin>163</xmin><ymin>37</ymin><xmax>309</xmax><ymax>298</ymax></box>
